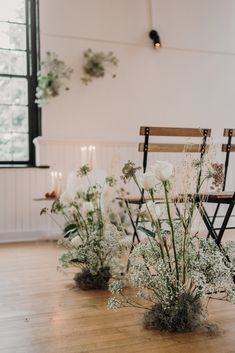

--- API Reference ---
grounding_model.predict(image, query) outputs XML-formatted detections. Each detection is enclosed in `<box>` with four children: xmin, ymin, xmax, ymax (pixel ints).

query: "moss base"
<box><xmin>144</xmin><ymin>292</ymin><xmax>203</xmax><ymax>332</ymax></box>
<box><xmin>74</xmin><ymin>267</ymin><xmax>111</xmax><ymax>290</ymax></box>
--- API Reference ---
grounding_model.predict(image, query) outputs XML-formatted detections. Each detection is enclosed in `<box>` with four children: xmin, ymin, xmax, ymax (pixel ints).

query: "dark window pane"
<box><xmin>0</xmin><ymin>132</ymin><xmax>28</xmax><ymax>161</ymax></box>
<box><xmin>0</xmin><ymin>77</ymin><xmax>28</xmax><ymax>105</ymax></box>
<box><xmin>12</xmin><ymin>105</ymin><xmax>28</xmax><ymax>132</ymax></box>
<box><xmin>0</xmin><ymin>133</ymin><xmax>11</xmax><ymax>161</ymax></box>
<box><xmin>0</xmin><ymin>49</ymin><xmax>27</xmax><ymax>75</ymax></box>
<box><xmin>0</xmin><ymin>105</ymin><xmax>28</xmax><ymax>134</ymax></box>
<box><xmin>0</xmin><ymin>51</ymin><xmax>10</xmax><ymax>74</ymax></box>
<box><xmin>12</xmin><ymin>132</ymin><xmax>28</xmax><ymax>160</ymax></box>
<box><xmin>0</xmin><ymin>0</ymin><xmax>26</xmax><ymax>23</ymax></box>
<box><xmin>0</xmin><ymin>105</ymin><xmax>12</xmax><ymax>132</ymax></box>
<box><xmin>0</xmin><ymin>0</ymin><xmax>39</xmax><ymax>164</ymax></box>
<box><xmin>0</xmin><ymin>22</ymin><xmax>26</xmax><ymax>50</ymax></box>
<box><xmin>11</xmin><ymin>50</ymin><xmax>27</xmax><ymax>75</ymax></box>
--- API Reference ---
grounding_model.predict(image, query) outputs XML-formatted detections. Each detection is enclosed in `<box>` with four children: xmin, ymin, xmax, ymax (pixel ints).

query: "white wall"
<box><xmin>0</xmin><ymin>0</ymin><xmax>235</xmax><ymax>241</ymax></box>
<box><xmin>40</xmin><ymin>0</ymin><xmax>235</xmax><ymax>141</ymax></box>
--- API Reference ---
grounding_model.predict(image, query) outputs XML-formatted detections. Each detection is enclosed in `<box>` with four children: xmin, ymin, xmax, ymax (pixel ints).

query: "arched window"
<box><xmin>0</xmin><ymin>0</ymin><xmax>40</xmax><ymax>166</ymax></box>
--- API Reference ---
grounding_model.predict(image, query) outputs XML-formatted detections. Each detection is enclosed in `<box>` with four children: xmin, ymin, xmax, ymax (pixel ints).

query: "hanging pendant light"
<box><xmin>149</xmin><ymin>30</ymin><xmax>161</xmax><ymax>49</ymax></box>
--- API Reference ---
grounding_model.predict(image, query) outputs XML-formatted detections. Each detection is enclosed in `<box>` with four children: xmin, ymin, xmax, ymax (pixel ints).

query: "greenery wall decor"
<box><xmin>35</xmin><ymin>51</ymin><xmax>73</xmax><ymax>107</ymax></box>
<box><xmin>81</xmin><ymin>49</ymin><xmax>119</xmax><ymax>85</ymax></box>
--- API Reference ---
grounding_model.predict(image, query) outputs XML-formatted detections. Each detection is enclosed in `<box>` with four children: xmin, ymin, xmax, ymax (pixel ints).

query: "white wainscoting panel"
<box><xmin>0</xmin><ymin>138</ymin><xmax>234</xmax><ymax>242</ymax></box>
<box><xmin>0</xmin><ymin>167</ymin><xmax>57</xmax><ymax>242</ymax></box>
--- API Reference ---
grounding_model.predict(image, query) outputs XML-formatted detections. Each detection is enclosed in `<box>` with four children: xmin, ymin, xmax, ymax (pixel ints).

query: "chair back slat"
<box><xmin>139</xmin><ymin>126</ymin><xmax>211</xmax><ymax>172</ymax></box>
<box><xmin>140</xmin><ymin>126</ymin><xmax>211</xmax><ymax>137</ymax></box>
<box><xmin>222</xmin><ymin>144</ymin><xmax>235</xmax><ymax>152</ymax></box>
<box><xmin>139</xmin><ymin>143</ymin><xmax>204</xmax><ymax>153</ymax></box>
<box><xmin>220</xmin><ymin>129</ymin><xmax>234</xmax><ymax>191</ymax></box>
<box><xmin>221</xmin><ymin>129</ymin><xmax>235</xmax><ymax>153</ymax></box>
<box><xmin>208</xmin><ymin>129</ymin><xmax>235</xmax><ymax>235</ymax></box>
<box><xmin>224</xmin><ymin>129</ymin><xmax>235</xmax><ymax>137</ymax></box>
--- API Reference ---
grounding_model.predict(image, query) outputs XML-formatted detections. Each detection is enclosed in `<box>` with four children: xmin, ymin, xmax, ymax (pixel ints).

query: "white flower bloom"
<box><xmin>71</xmin><ymin>236</ymin><xmax>82</xmax><ymax>248</ymax></box>
<box><xmin>151</xmin><ymin>161</ymin><xmax>174</xmax><ymax>181</ymax></box>
<box><xmin>60</xmin><ymin>191</ymin><xmax>74</xmax><ymax>205</ymax></box>
<box><xmin>139</xmin><ymin>171</ymin><xmax>157</xmax><ymax>190</ymax></box>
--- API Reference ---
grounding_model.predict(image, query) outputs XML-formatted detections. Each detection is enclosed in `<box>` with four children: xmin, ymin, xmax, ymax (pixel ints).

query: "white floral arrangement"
<box><xmin>35</xmin><ymin>51</ymin><xmax>73</xmax><ymax>107</ymax></box>
<box><xmin>108</xmin><ymin>158</ymin><xmax>235</xmax><ymax>332</ymax></box>
<box><xmin>41</xmin><ymin>165</ymin><xmax>129</xmax><ymax>290</ymax></box>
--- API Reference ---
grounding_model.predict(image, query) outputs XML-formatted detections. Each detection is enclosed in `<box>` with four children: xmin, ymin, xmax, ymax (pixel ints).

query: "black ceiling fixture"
<box><xmin>149</xmin><ymin>30</ymin><xmax>161</xmax><ymax>49</ymax></box>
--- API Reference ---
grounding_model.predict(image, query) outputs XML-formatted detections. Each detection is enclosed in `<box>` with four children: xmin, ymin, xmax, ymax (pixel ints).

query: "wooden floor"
<box><xmin>0</xmin><ymin>241</ymin><xmax>235</xmax><ymax>353</ymax></box>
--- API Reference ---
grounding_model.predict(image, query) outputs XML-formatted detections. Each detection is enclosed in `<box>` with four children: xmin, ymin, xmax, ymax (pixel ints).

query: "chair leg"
<box><xmin>125</xmin><ymin>200</ymin><xmax>140</xmax><ymax>245</ymax></box>
<box><xmin>206</xmin><ymin>203</ymin><xmax>221</xmax><ymax>239</ymax></box>
<box><xmin>197</xmin><ymin>203</ymin><xmax>219</xmax><ymax>242</ymax></box>
<box><xmin>217</xmin><ymin>202</ymin><xmax>235</xmax><ymax>244</ymax></box>
<box><xmin>125</xmin><ymin>200</ymin><xmax>141</xmax><ymax>272</ymax></box>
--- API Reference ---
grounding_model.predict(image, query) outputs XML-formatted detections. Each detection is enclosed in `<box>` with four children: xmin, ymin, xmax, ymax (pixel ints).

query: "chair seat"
<box><xmin>117</xmin><ymin>191</ymin><xmax>235</xmax><ymax>205</ymax></box>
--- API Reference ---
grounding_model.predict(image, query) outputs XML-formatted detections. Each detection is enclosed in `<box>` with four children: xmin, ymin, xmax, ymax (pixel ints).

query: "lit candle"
<box><xmin>88</xmin><ymin>145</ymin><xmax>92</xmax><ymax>169</ymax></box>
<box><xmin>51</xmin><ymin>171</ymin><xmax>57</xmax><ymax>192</ymax></box>
<box><xmin>81</xmin><ymin>146</ymin><xmax>88</xmax><ymax>166</ymax></box>
<box><xmin>56</xmin><ymin>172</ymin><xmax>62</xmax><ymax>197</ymax></box>
<box><xmin>89</xmin><ymin>145</ymin><xmax>96</xmax><ymax>170</ymax></box>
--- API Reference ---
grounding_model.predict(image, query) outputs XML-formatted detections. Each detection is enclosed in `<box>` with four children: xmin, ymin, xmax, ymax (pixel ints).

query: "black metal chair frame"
<box><xmin>127</xmin><ymin>126</ymin><xmax>211</xmax><ymax>254</ymax></box>
<box><xmin>207</xmin><ymin>129</ymin><xmax>235</xmax><ymax>235</ymax></box>
<box><xmin>200</xmin><ymin>128</ymin><xmax>235</xmax><ymax>244</ymax></box>
<box><xmin>124</xmin><ymin>127</ymin><xmax>235</xmax><ymax>272</ymax></box>
<box><xmin>198</xmin><ymin>192</ymin><xmax>235</xmax><ymax>245</ymax></box>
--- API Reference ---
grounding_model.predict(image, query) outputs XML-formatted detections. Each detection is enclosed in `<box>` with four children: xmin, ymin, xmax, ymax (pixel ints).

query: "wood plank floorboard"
<box><xmin>0</xmin><ymin>241</ymin><xmax>235</xmax><ymax>353</ymax></box>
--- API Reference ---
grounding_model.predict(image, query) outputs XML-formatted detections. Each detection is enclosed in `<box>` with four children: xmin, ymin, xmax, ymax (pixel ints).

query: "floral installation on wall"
<box><xmin>41</xmin><ymin>165</ymin><xmax>130</xmax><ymax>290</ymax></box>
<box><xmin>108</xmin><ymin>157</ymin><xmax>235</xmax><ymax>332</ymax></box>
<box><xmin>35</xmin><ymin>51</ymin><xmax>73</xmax><ymax>107</ymax></box>
<box><xmin>81</xmin><ymin>48</ymin><xmax>119</xmax><ymax>85</ymax></box>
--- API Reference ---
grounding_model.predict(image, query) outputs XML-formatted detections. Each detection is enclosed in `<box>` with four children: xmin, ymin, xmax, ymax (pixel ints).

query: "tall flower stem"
<box><xmin>163</xmin><ymin>180</ymin><xmax>179</xmax><ymax>283</ymax></box>
<box><xmin>149</xmin><ymin>190</ymin><xmax>172</xmax><ymax>273</ymax></box>
<box><xmin>132</xmin><ymin>175</ymin><xmax>166</xmax><ymax>263</ymax></box>
<box><xmin>182</xmin><ymin>227</ymin><xmax>188</xmax><ymax>284</ymax></box>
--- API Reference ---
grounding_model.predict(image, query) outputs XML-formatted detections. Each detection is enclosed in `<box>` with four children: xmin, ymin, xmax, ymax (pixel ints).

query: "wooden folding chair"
<box><xmin>198</xmin><ymin>192</ymin><xmax>235</xmax><ymax>245</ymax></box>
<box><xmin>205</xmin><ymin>128</ymin><xmax>235</xmax><ymax>241</ymax></box>
<box><xmin>126</xmin><ymin>126</ymin><xmax>211</xmax><ymax>250</ymax></box>
<box><xmin>139</xmin><ymin>126</ymin><xmax>211</xmax><ymax>173</ymax></box>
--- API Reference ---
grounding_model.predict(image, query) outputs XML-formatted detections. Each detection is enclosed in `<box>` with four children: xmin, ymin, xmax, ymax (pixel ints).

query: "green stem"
<box><xmin>163</xmin><ymin>180</ymin><xmax>179</xmax><ymax>283</ymax></box>
<box><xmin>144</xmin><ymin>200</ymin><xmax>166</xmax><ymax>263</ymax></box>
<box><xmin>163</xmin><ymin>237</ymin><xmax>172</xmax><ymax>273</ymax></box>
<box><xmin>120</xmin><ymin>292</ymin><xmax>151</xmax><ymax>310</ymax></box>
<box><xmin>76</xmin><ymin>207</ymin><xmax>90</xmax><ymax>238</ymax></box>
<box><xmin>148</xmin><ymin>190</ymin><xmax>172</xmax><ymax>271</ymax></box>
<box><xmin>182</xmin><ymin>228</ymin><xmax>188</xmax><ymax>284</ymax></box>
<box><xmin>131</xmin><ymin>175</ymin><xmax>165</xmax><ymax>261</ymax></box>
<box><xmin>47</xmin><ymin>213</ymin><xmax>63</xmax><ymax>231</ymax></box>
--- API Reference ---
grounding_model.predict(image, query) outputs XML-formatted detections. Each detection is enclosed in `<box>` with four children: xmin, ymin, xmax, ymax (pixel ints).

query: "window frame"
<box><xmin>0</xmin><ymin>0</ymin><xmax>41</xmax><ymax>166</ymax></box>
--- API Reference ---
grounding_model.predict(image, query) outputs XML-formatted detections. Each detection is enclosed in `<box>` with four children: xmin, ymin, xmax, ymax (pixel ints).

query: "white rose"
<box><xmin>81</xmin><ymin>201</ymin><xmax>94</xmax><ymax>215</ymax></box>
<box><xmin>71</xmin><ymin>236</ymin><xmax>82</xmax><ymax>248</ymax></box>
<box><xmin>151</xmin><ymin>161</ymin><xmax>173</xmax><ymax>181</ymax></box>
<box><xmin>60</xmin><ymin>191</ymin><xmax>73</xmax><ymax>205</ymax></box>
<box><xmin>142</xmin><ymin>201</ymin><xmax>162</xmax><ymax>220</ymax></box>
<box><xmin>139</xmin><ymin>171</ymin><xmax>157</xmax><ymax>190</ymax></box>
